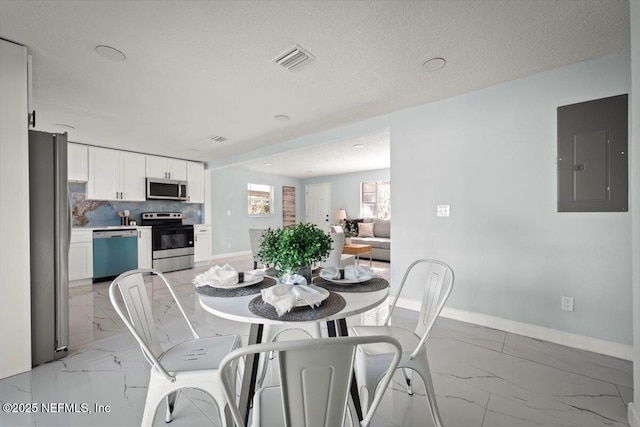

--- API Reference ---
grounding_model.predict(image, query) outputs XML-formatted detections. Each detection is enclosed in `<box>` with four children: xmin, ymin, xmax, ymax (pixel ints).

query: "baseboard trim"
<box><xmin>395</xmin><ymin>297</ymin><xmax>633</xmax><ymax>361</ymax></box>
<box><xmin>209</xmin><ymin>250</ymin><xmax>252</xmax><ymax>261</ymax></box>
<box><xmin>629</xmin><ymin>403</ymin><xmax>640</xmax><ymax>427</ymax></box>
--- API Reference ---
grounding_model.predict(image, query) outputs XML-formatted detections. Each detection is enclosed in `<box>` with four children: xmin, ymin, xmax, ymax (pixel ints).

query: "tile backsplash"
<box><xmin>70</xmin><ymin>183</ymin><xmax>203</xmax><ymax>227</ymax></box>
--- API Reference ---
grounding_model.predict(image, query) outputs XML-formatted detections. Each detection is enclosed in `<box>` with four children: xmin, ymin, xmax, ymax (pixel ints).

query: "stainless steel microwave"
<box><xmin>146</xmin><ymin>178</ymin><xmax>188</xmax><ymax>201</ymax></box>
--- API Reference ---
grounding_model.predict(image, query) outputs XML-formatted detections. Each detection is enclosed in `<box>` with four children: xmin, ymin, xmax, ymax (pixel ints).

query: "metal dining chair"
<box><xmin>219</xmin><ymin>336</ymin><xmax>402</xmax><ymax>427</ymax></box>
<box><xmin>350</xmin><ymin>259</ymin><xmax>454</xmax><ymax>427</ymax></box>
<box><xmin>109</xmin><ymin>269</ymin><xmax>242</xmax><ymax>426</ymax></box>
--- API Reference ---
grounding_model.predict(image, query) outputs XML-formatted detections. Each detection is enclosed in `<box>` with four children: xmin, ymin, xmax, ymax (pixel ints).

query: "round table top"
<box><xmin>198</xmin><ymin>279</ymin><xmax>389</xmax><ymax>325</ymax></box>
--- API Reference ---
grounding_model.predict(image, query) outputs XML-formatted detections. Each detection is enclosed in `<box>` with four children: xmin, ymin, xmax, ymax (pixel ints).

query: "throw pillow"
<box><xmin>358</xmin><ymin>222</ymin><xmax>374</xmax><ymax>238</ymax></box>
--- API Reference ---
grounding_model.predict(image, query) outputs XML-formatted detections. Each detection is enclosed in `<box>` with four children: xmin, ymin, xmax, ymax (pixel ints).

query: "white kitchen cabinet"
<box><xmin>194</xmin><ymin>224</ymin><xmax>211</xmax><ymax>263</ymax></box>
<box><xmin>137</xmin><ymin>227</ymin><xmax>152</xmax><ymax>270</ymax></box>
<box><xmin>146</xmin><ymin>155</ymin><xmax>187</xmax><ymax>181</ymax></box>
<box><xmin>87</xmin><ymin>147</ymin><xmax>146</xmax><ymax>201</ymax></box>
<box><xmin>68</xmin><ymin>143</ymin><xmax>88</xmax><ymax>182</ymax></box>
<box><xmin>69</xmin><ymin>229</ymin><xmax>93</xmax><ymax>285</ymax></box>
<box><xmin>186</xmin><ymin>161</ymin><xmax>204</xmax><ymax>203</ymax></box>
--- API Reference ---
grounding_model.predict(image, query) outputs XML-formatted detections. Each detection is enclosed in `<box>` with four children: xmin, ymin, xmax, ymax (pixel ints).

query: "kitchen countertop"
<box><xmin>72</xmin><ymin>226</ymin><xmax>152</xmax><ymax>231</ymax></box>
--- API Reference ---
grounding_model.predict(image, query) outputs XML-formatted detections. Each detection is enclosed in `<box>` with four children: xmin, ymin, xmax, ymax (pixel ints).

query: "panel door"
<box><xmin>305</xmin><ymin>183</ymin><xmax>331</xmax><ymax>231</ymax></box>
<box><xmin>194</xmin><ymin>232</ymin><xmax>211</xmax><ymax>263</ymax></box>
<box><xmin>69</xmin><ymin>242</ymin><xmax>93</xmax><ymax>281</ymax></box>
<box><xmin>120</xmin><ymin>151</ymin><xmax>146</xmax><ymax>201</ymax></box>
<box><xmin>67</xmin><ymin>143</ymin><xmax>88</xmax><ymax>182</ymax></box>
<box><xmin>145</xmin><ymin>155</ymin><xmax>168</xmax><ymax>179</ymax></box>
<box><xmin>87</xmin><ymin>147</ymin><xmax>119</xmax><ymax>200</ymax></box>
<box><xmin>137</xmin><ymin>228</ymin><xmax>152</xmax><ymax>269</ymax></box>
<box><xmin>186</xmin><ymin>161</ymin><xmax>204</xmax><ymax>203</ymax></box>
<box><xmin>167</xmin><ymin>158</ymin><xmax>187</xmax><ymax>181</ymax></box>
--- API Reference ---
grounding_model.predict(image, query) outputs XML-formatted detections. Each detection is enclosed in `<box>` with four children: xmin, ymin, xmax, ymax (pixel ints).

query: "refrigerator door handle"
<box><xmin>55</xmin><ymin>133</ymin><xmax>69</xmax><ymax>355</ymax></box>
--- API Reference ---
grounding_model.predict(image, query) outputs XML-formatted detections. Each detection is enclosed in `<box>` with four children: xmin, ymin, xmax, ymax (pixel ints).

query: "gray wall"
<box><xmin>301</xmin><ymin>168</ymin><xmax>390</xmax><ymax>221</ymax></box>
<box><xmin>210</xmin><ymin>168</ymin><xmax>303</xmax><ymax>255</ymax></box>
<box><xmin>630</xmin><ymin>0</ymin><xmax>640</xmax><ymax>414</ymax></box>
<box><xmin>392</xmin><ymin>51</ymin><xmax>631</xmax><ymax>345</ymax></box>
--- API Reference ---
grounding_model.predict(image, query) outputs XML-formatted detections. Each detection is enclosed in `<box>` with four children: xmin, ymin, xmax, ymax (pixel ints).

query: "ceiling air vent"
<box><xmin>210</xmin><ymin>135</ymin><xmax>227</xmax><ymax>143</ymax></box>
<box><xmin>272</xmin><ymin>44</ymin><xmax>314</xmax><ymax>70</ymax></box>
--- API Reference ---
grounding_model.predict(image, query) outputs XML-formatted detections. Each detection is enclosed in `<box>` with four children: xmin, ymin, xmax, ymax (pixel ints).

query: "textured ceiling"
<box><xmin>0</xmin><ymin>0</ymin><xmax>630</xmax><ymax>173</ymax></box>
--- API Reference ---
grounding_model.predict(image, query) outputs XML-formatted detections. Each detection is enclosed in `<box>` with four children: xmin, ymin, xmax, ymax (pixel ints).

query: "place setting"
<box><xmin>193</xmin><ymin>264</ymin><xmax>277</xmax><ymax>297</ymax></box>
<box><xmin>248</xmin><ymin>272</ymin><xmax>346</xmax><ymax>321</ymax></box>
<box><xmin>314</xmin><ymin>265</ymin><xmax>390</xmax><ymax>292</ymax></box>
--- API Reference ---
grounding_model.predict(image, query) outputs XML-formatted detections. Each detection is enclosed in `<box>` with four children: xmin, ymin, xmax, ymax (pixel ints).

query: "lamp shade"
<box><xmin>334</xmin><ymin>209</ymin><xmax>347</xmax><ymax>221</ymax></box>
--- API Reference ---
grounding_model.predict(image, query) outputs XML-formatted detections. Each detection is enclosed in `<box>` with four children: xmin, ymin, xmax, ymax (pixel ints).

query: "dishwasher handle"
<box><xmin>93</xmin><ymin>230</ymin><xmax>138</xmax><ymax>239</ymax></box>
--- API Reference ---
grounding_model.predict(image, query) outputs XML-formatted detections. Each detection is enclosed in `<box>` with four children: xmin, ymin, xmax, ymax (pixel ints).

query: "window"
<box><xmin>361</xmin><ymin>181</ymin><xmax>390</xmax><ymax>219</ymax></box>
<box><xmin>248</xmin><ymin>183</ymin><xmax>274</xmax><ymax>215</ymax></box>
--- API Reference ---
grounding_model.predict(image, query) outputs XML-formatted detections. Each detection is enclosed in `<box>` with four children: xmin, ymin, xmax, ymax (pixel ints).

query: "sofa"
<box><xmin>349</xmin><ymin>218</ymin><xmax>390</xmax><ymax>262</ymax></box>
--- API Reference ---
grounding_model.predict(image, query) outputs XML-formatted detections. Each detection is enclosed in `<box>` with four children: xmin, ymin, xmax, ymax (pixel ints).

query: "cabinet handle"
<box><xmin>168</xmin><ymin>172</ymin><xmax>171</xmax><ymax>179</ymax></box>
<box><xmin>138</xmin><ymin>231</ymin><xmax>141</xmax><ymax>238</ymax></box>
<box><xmin>195</xmin><ymin>235</ymin><xmax>198</xmax><ymax>242</ymax></box>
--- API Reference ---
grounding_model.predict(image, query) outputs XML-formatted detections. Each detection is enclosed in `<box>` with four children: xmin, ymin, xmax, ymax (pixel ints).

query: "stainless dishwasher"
<box><xmin>93</xmin><ymin>229</ymin><xmax>138</xmax><ymax>281</ymax></box>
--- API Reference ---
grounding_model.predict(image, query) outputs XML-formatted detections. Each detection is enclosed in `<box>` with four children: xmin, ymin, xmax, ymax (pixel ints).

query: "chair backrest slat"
<box><xmin>279</xmin><ymin>343</ymin><xmax>354</xmax><ymax>427</ymax></box>
<box><xmin>117</xmin><ymin>272</ymin><xmax>163</xmax><ymax>357</ymax></box>
<box><xmin>415</xmin><ymin>262</ymin><xmax>451</xmax><ymax>338</ymax></box>
<box><xmin>219</xmin><ymin>336</ymin><xmax>402</xmax><ymax>427</ymax></box>
<box><xmin>320</xmin><ymin>232</ymin><xmax>345</xmax><ymax>269</ymax></box>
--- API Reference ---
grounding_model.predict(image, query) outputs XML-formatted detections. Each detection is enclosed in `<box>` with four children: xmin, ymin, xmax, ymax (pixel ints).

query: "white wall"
<box><xmin>629</xmin><ymin>0</ymin><xmax>640</xmax><ymax>420</ymax></box>
<box><xmin>213</xmin><ymin>51</ymin><xmax>632</xmax><ymax>347</ymax></box>
<box><xmin>301</xmin><ymin>168</ymin><xmax>390</xmax><ymax>221</ymax></box>
<box><xmin>209</xmin><ymin>168</ymin><xmax>303</xmax><ymax>255</ymax></box>
<box><xmin>0</xmin><ymin>39</ymin><xmax>31</xmax><ymax>379</ymax></box>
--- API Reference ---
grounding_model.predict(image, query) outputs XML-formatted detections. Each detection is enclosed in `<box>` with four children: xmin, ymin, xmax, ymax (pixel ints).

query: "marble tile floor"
<box><xmin>0</xmin><ymin>255</ymin><xmax>632</xmax><ymax>427</ymax></box>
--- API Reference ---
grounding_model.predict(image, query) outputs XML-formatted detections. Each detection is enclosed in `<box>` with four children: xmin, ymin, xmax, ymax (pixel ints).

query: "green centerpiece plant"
<box><xmin>257</xmin><ymin>222</ymin><xmax>333</xmax><ymax>283</ymax></box>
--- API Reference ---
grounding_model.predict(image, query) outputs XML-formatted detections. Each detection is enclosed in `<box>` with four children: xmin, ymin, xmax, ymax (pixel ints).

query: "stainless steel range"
<box><xmin>141</xmin><ymin>212</ymin><xmax>194</xmax><ymax>272</ymax></box>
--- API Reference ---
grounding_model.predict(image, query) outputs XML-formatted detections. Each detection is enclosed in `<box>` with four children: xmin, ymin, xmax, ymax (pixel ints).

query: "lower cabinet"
<box><xmin>137</xmin><ymin>228</ymin><xmax>152</xmax><ymax>270</ymax></box>
<box><xmin>194</xmin><ymin>224</ymin><xmax>211</xmax><ymax>263</ymax></box>
<box><xmin>69</xmin><ymin>229</ymin><xmax>93</xmax><ymax>285</ymax></box>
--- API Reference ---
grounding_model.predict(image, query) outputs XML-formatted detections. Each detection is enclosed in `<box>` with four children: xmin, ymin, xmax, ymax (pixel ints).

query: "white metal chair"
<box><xmin>220</xmin><ymin>336</ymin><xmax>402</xmax><ymax>427</ymax></box>
<box><xmin>109</xmin><ymin>269</ymin><xmax>242</xmax><ymax>427</ymax></box>
<box><xmin>249</xmin><ymin>228</ymin><xmax>266</xmax><ymax>269</ymax></box>
<box><xmin>321</xmin><ymin>228</ymin><xmax>356</xmax><ymax>268</ymax></box>
<box><xmin>350</xmin><ymin>259</ymin><xmax>454</xmax><ymax>427</ymax></box>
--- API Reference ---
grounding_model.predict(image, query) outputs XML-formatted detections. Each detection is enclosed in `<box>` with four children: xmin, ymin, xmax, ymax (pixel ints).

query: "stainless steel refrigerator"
<box><xmin>29</xmin><ymin>130</ymin><xmax>69</xmax><ymax>366</ymax></box>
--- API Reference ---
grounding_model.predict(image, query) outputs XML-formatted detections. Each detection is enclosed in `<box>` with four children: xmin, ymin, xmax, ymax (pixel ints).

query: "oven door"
<box><xmin>152</xmin><ymin>225</ymin><xmax>194</xmax><ymax>254</ymax></box>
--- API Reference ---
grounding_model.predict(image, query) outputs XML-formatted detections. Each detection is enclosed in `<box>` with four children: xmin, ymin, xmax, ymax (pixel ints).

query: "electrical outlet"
<box><xmin>437</xmin><ymin>205</ymin><xmax>450</xmax><ymax>217</ymax></box>
<box><xmin>561</xmin><ymin>296</ymin><xmax>574</xmax><ymax>312</ymax></box>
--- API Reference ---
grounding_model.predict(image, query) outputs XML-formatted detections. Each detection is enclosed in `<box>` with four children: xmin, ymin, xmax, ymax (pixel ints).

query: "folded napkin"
<box><xmin>261</xmin><ymin>275</ymin><xmax>326</xmax><ymax>316</ymax></box>
<box><xmin>319</xmin><ymin>265</ymin><xmax>374</xmax><ymax>281</ymax></box>
<box><xmin>193</xmin><ymin>264</ymin><xmax>258</xmax><ymax>288</ymax></box>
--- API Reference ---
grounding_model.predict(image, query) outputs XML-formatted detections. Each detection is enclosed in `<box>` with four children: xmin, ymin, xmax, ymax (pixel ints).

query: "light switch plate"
<box><xmin>437</xmin><ymin>205</ymin><xmax>450</xmax><ymax>217</ymax></box>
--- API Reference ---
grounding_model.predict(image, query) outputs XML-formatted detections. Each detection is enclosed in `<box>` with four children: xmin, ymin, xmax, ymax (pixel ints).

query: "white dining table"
<box><xmin>198</xmin><ymin>279</ymin><xmax>389</xmax><ymax>425</ymax></box>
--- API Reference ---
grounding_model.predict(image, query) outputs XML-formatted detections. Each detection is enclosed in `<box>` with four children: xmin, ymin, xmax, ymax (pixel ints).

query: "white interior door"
<box><xmin>305</xmin><ymin>183</ymin><xmax>331</xmax><ymax>231</ymax></box>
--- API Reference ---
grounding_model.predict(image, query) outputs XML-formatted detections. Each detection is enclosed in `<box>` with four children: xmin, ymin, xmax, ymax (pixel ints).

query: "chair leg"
<box><xmin>402</xmin><ymin>368</ymin><xmax>414</xmax><ymax>395</ymax></box>
<box><xmin>412</xmin><ymin>368</ymin><xmax>444</xmax><ymax>427</ymax></box>
<box><xmin>141</xmin><ymin>384</ymin><xmax>169</xmax><ymax>427</ymax></box>
<box><xmin>165</xmin><ymin>390</ymin><xmax>179</xmax><ymax>423</ymax></box>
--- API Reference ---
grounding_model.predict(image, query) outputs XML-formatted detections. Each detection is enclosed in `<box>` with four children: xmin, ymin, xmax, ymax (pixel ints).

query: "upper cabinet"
<box><xmin>186</xmin><ymin>161</ymin><xmax>204</xmax><ymax>203</ymax></box>
<box><xmin>146</xmin><ymin>155</ymin><xmax>186</xmax><ymax>181</ymax></box>
<box><xmin>67</xmin><ymin>143</ymin><xmax>88</xmax><ymax>182</ymax></box>
<box><xmin>87</xmin><ymin>147</ymin><xmax>146</xmax><ymax>201</ymax></box>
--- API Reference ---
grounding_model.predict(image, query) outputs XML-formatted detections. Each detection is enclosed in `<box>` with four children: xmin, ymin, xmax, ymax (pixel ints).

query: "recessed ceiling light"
<box><xmin>95</xmin><ymin>45</ymin><xmax>126</xmax><ymax>62</ymax></box>
<box><xmin>55</xmin><ymin>123</ymin><xmax>75</xmax><ymax>130</ymax></box>
<box><xmin>306</xmin><ymin>170</ymin><xmax>314</xmax><ymax>174</ymax></box>
<box><xmin>264</xmin><ymin>163</ymin><xmax>273</xmax><ymax>167</ymax></box>
<box><xmin>422</xmin><ymin>57</ymin><xmax>446</xmax><ymax>72</ymax></box>
<box><xmin>186</xmin><ymin>148</ymin><xmax>199</xmax><ymax>152</ymax></box>
<box><xmin>274</xmin><ymin>115</ymin><xmax>290</xmax><ymax>122</ymax></box>
<box><xmin>209</xmin><ymin>135</ymin><xmax>227</xmax><ymax>143</ymax></box>
<box><xmin>353</xmin><ymin>144</ymin><xmax>364</xmax><ymax>149</ymax></box>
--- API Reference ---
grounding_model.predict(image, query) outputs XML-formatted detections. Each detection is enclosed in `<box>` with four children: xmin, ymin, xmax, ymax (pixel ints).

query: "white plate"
<box><xmin>322</xmin><ymin>276</ymin><xmax>373</xmax><ymax>284</ymax></box>
<box><xmin>207</xmin><ymin>275</ymin><xmax>263</xmax><ymax>289</ymax></box>
<box><xmin>294</xmin><ymin>285</ymin><xmax>330</xmax><ymax>307</ymax></box>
